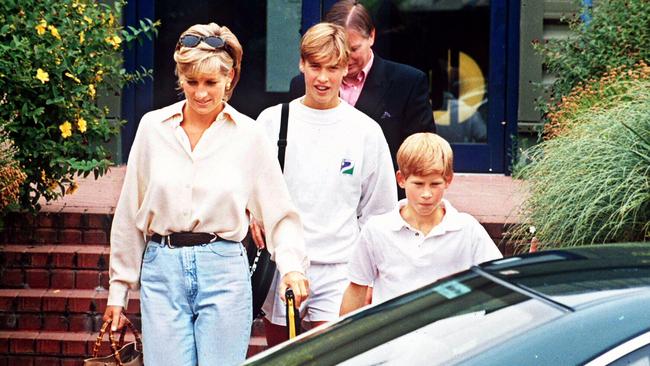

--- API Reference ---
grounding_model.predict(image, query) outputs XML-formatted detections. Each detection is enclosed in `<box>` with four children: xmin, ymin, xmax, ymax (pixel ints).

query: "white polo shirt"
<box><xmin>348</xmin><ymin>199</ymin><xmax>503</xmax><ymax>305</ymax></box>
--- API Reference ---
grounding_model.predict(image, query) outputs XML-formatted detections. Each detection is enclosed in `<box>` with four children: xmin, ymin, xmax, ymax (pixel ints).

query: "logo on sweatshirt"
<box><xmin>340</xmin><ymin>159</ymin><xmax>354</xmax><ymax>175</ymax></box>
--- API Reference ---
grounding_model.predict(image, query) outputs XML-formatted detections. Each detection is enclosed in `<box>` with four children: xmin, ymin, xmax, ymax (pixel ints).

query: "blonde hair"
<box><xmin>397</xmin><ymin>133</ymin><xmax>454</xmax><ymax>180</ymax></box>
<box><xmin>300</xmin><ymin>22</ymin><xmax>349</xmax><ymax>66</ymax></box>
<box><xmin>174</xmin><ymin>23</ymin><xmax>243</xmax><ymax>101</ymax></box>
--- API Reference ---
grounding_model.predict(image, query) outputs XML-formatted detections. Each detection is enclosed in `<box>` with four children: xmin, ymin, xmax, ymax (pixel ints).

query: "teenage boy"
<box><xmin>255</xmin><ymin>23</ymin><xmax>397</xmax><ymax>345</ymax></box>
<box><xmin>340</xmin><ymin>133</ymin><xmax>502</xmax><ymax>314</ymax></box>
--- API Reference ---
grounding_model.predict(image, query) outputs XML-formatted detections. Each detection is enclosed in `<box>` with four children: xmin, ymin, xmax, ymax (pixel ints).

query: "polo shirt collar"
<box><xmin>388</xmin><ymin>198</ymin><xmax>464</xmax><ymax>235</ymax></box>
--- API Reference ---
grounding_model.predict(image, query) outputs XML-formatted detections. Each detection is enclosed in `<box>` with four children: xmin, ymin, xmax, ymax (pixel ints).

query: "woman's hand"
<box><xmin>249</xmin><ymin>218</ymin><xmax>266</xmax><ymax>249</ymax></box>
<box><xmin>103</xmin><ymin>305</ymin><xmax>126</xmax><ymax>331</ymax></box>
<box><xmin>279</xmin><ymin>271</ymin><xmax>309</xmax><ymax>307</ymax></box>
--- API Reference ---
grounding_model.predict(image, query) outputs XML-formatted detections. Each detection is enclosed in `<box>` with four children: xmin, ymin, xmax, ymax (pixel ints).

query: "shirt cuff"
<box><xmin>275</xmin><ymin>254</ymin><xmax>308</xmax><ymax>278</ymax></box>
<box><xmin>107</xmin><ymin>282</ymin><xmax>130</xmax><ymax>309</ymax></box>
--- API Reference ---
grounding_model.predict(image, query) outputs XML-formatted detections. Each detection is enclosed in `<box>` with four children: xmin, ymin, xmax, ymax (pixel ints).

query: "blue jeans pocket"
<box><xmin>206</xmin><ymin>241</ymin><xmax>242</xmax><ymax>257</ymax></box>
<box><xmin>142</xmin><ymin>241</ymin><xmax>161</xmax><ymax>263</ymax></box>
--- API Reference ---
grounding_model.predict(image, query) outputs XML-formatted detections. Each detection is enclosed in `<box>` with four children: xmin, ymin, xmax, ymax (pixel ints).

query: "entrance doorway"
<box><xmin>123</xmin><ymin>0</ymin><xmax>517</xmax><ymax>173</ymax></box>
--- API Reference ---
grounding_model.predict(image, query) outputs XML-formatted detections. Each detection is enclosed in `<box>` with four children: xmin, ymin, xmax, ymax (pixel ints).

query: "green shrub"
<box><xmin>509</xmin><ymin>65</ymin><xmax>650</xmax><ymax>251</ymax></box>
<box><xmin>0</xmin><ymin>0</ymin><xmax>157</xmax><ymax>210</ymax></box>
<box><xmin>0</xmin><ymin>124</ymin><xmax>26</xmax><ymax>213</ymax></box>
<box><xmin>536</xmin><ymin>0</ymin><xmax>650</xmax><ymax>122</ymax></box>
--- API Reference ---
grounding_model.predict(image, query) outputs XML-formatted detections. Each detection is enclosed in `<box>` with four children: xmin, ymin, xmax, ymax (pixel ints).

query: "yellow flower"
<box><xmin>95</xmin><ymin>69</ymin><xmax>103</xmax><ymax>82</ymax></box>
<box><xmin>47</xmin><ymin>25</ymin><xmax>61</xmax><ymax>40</ymax></box>
<box><xmin>88</xmin><ymin>84</ymin><xmax>96</xmax><ymax>98</ymax></box>
<box><xmin>35</xmin><ymin>19</ymin><xmax>47</xmax><ymax>35</ymax></box>
<box><xmin>77</xmin><ymin>117</ymin><xmax>87</xmax><ymax>133</ymax></box>
<box><xmin>66</xmin><ymin>181</ymin><xmax>79</xmax><ymax>195</ymax></box>
<box><xmin>65</xmin><ymin>72</ymin><xmax>81</xmax><ymax>84</ymax></box>
<box><xmin>35</xmin><ymin>68</ymin><xmax>49</xmax><ymax>83</ymax></box>
<box><xmin>48</xmin><ymin>180</ymin><xmax>60</xmax><ymax>192</ymax></box>
<box><xmin>59</xmin><ymin>121</ymin><xmax>72</xmax><ymax>138</ymax></box>
<box><xmin>79</xmin><ymin>31</ymin><xmax>85</xmax><ymax>44</ymax></box>
<box><xmin>41</xmin><ymin>170</ymin><xmax>47</xmax><ymax>182</ymax></box>
<box><xmin>83</xmin><ymin>16</ymin><xmax>93</xmax><ymax>25</ymax></box>
<box><xmin>105</xmin><ymin>35</ymin><xmax>122</xmax><ymax>50</ymax></box>
<box><xmin>108</xmin><ymin>13</ymin><xmax>115</xmax><ymax>26</ymax></box>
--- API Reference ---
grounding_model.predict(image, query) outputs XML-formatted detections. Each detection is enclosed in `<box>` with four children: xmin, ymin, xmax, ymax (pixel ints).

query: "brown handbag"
<box><xmin>84</xmin><ymin>317</ymin><xmax>143</xmax><ymax>366</ymax></box>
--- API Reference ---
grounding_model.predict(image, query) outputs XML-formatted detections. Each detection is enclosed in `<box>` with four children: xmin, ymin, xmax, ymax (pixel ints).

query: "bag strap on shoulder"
<box><xmin>278</xmin><ymin>102</ymin><xmax>289</xmax><ymax>172</ymax></box>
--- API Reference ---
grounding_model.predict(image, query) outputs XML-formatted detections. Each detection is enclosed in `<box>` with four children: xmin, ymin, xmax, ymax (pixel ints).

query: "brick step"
<box><xmin>0</xmin><ymin>329</ymin><xmax>138</xmax><ymax>366</ymax></box>
<box><xmin>1</xmin><ymin>245</ymin><xmax>109</xmax><ymax>289</ymax></box>
<box><xmin>0</xmin><ymin>289</ymin><xmax>139</xmax><ymax>332</ymax></box>
<box><xmin>0</xmin><ymin>288</ymin><xmax>268</xmax><ymax>338</ymax></box>
<box><xmin>1</xmin><ymin>245</ymin><xmax>109</xmax><ymax>271</ymax></box>
<box><xmin>0</xmin><ymin>324</ymin><xmax>268</xmax><ymax>364</ymax></box>
<box><xmin>1</xmin><ymin>212</ymin><xmax>112</xmax><ymax>245</ymax></box>
<box><xmin>0</xmin><ymin>267</ymin><xmax>109</xmax><ymax>290</ymax></box>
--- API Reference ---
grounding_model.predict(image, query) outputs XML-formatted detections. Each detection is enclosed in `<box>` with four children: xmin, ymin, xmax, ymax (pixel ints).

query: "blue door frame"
<box><xmin>122</xmin><ymin>0</ymin><xmax>518</xmax><ymax>173</ymax></box>
<box><xmin>121</xmin><ymin>0</ymin><xmax>154</xmax><ymax>162</ymax></box>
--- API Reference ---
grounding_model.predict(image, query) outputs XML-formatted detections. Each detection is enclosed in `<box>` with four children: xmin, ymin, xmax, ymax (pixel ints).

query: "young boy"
<box><xmin>255</xmin><ymin>23</ymin><xmax>397</xmax><ymax>345</ymax></box>
<box><xmin>340</xmin><ymin>133</ymin><xmax>502</xmax><ymax>314</ymax></box>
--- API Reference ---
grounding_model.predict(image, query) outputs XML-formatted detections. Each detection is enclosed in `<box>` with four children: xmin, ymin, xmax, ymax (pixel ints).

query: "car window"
<box><xmin>338</xmin><ymin>278</ymin><xmax>565</xmax><ymax>366</ymax></box>
<box><xmin>495</xmin><ymin>266</ymin><xmax>650</xmax><ymax>304</ymax></box>
<box><xmin>552</xmin><ymin>287</ymin><xmax>650</xmax><ymax>308</ymax></box>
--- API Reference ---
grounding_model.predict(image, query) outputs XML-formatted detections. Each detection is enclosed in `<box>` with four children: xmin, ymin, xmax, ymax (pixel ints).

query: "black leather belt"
<box><xmin>150</xmin><ymin>232</ymin><xmax>223</xmax><ymax>247</ymax></box>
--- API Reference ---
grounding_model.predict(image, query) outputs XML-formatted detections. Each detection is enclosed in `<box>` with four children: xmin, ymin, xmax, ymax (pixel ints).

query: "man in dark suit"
<box><xmin>289</xmin><ymin>0</ymin><xmax>436</xmax><ymax>174</ymax></box>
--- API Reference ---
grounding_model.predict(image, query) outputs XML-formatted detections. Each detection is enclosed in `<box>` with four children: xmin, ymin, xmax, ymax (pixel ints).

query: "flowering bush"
<box><xmin>544</xmin><ymin>61</ymin><xmax>650</xmax><ymax>139</ymax></box>
<box><xmin>0</xmin><ymin>0</ymin><xmax>157</xmax><ymax>210</ymax></box>
<box><xmin>0</xmin><ymin>124</ymin><xmax>26</xmax><ymax>213</ymax></box>
<box><xmin>509</xmin><ymin>63</ymin><xmax>650</xmax><ymax>251</ymax></box>
<box><xmin>535</xmin><ymin>0</ymin><xmax>650</xmax><ymax>120</ymax></box>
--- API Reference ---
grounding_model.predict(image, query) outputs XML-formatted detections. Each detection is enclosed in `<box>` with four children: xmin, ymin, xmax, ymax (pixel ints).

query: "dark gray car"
<box><xmin>243</xmin><ymin>243</ymin><xmax>650</xmax><ymax>365</ymax></box>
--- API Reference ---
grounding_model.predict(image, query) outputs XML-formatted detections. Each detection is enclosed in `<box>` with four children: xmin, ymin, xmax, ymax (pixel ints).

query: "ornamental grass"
<box><xmin>509</xmin><ymin>62</ymin><xmax>650</xmax><ymax>251</ymax></box>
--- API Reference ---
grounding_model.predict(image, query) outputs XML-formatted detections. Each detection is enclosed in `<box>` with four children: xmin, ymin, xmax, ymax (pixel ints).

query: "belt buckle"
<box><xmin>209</xmin><ymin>233</ymin><xmax>219</xmax><ymax>243</ymax></box>
<box><xmin>164</xmin><ymin>235</ymin><xmax>178</xmax><ymax>249</ymax></box>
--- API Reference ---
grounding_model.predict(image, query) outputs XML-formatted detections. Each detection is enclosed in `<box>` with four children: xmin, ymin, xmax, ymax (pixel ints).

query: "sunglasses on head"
<box><xmin>178</xmin><ymin>34</ymin><xmax>226</xmax><ymax>49</ymax></box>
<box><xmin>177</xmin><ymin>34</ymin><xmax>236</xmax><ymax>67</ymax></box>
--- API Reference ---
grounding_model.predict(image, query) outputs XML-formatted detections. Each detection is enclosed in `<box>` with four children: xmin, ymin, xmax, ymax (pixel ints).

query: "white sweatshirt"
<box><xmin>256</xmin><ymin>98</ymin><xmax>397</xmax><ymax>264</ymax></box>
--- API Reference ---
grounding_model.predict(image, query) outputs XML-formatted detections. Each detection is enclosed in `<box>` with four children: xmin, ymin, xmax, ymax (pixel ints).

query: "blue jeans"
<box><xmin>140</xmin><ymin>240</ymin><xmax>252</xmax><ymax>366</ymax></box>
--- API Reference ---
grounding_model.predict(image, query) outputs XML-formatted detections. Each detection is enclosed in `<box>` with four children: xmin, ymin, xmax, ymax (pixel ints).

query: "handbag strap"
<box><xmin>277</xmin><ymin>102</ymin><xmax>289</xmax><ymax>172</ymax></box>
<box><xmin>92</xmin><ymin>317</ymin><xmax>143</xmax><ymax>361</ymax></box>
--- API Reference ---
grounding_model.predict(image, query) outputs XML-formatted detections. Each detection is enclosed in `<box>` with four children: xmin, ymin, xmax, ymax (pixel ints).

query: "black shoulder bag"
<box><xmin>247</xmin><ymin>102</ymin><xmax>290</xmax><ymax>320</ymax></box>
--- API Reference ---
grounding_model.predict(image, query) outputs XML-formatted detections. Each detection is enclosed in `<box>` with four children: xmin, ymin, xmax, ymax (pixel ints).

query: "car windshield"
<box><xmin>338</xmin><ymin>273</ymin><xmax>565</xmax><ymax>366</ymax></box>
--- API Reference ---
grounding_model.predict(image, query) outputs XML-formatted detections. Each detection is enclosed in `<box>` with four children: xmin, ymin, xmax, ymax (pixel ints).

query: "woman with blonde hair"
<box><xmin>103</xmin><ymin>23</ymin><xmax>309</xmax><ymax>365</ymax></box>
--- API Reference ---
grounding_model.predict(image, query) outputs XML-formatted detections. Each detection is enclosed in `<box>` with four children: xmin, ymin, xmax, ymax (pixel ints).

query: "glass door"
<box><xmin>355</xmin><ymin>0</ymin><xmax>509</xmax><ymax>173</ymax></box>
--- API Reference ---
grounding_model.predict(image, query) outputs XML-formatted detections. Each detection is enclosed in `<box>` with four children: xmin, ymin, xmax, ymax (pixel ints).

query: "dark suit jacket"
<box><xmin>289</xmin><ymin>55</ymin><xmax>436</xmax><ymax>171</ymax></box>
